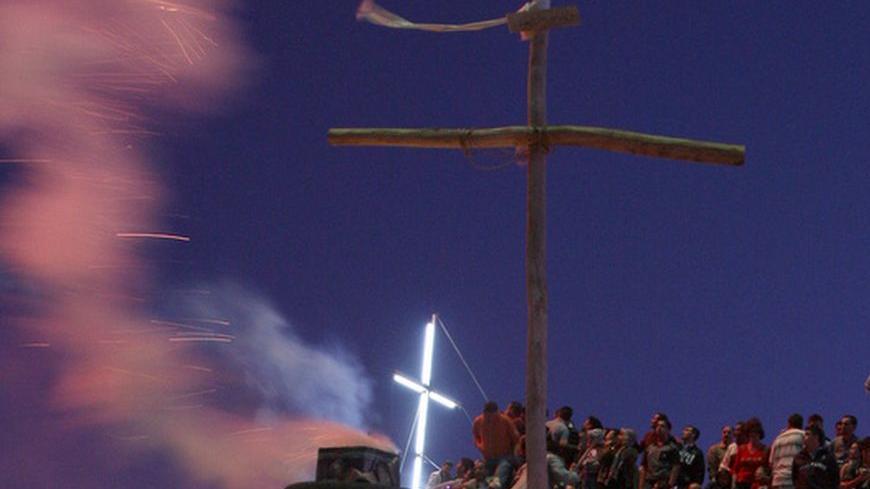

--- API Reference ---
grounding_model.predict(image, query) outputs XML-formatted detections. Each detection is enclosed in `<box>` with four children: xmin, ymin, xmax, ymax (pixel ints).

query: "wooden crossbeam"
<box><xmin>330</xmin><ymin>5</ymin><xmax>743</xmax><ymax>489</ymax></box>
<box><xmin>328</xmin><ymin>126</ymin><xmax>745</xmax><ymax>166</ymax></box>
<box><xmin>507</xmin><ymin>6</ymin><xmax>580</xmax><ymax>34</ymax></box>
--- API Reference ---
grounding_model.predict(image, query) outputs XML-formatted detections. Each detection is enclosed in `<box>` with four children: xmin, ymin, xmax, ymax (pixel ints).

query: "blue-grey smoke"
<box><xmin>178</xmin><ymin>283</ymin><xmax>374</xmax><ymax>429</ymax></box>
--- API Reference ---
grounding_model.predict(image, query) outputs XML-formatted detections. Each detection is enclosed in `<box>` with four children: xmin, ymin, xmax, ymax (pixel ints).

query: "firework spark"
<box><xmin>0</xmin><ymin>2</ymin><xmax>393</xmax><ymax>488</ymax></box>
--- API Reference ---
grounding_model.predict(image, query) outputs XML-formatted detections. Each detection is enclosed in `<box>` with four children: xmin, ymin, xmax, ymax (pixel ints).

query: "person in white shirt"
<box><xmin>427</xmin><ymin>460</ymin><xmax>454</xmax><ymax>489</ymax></box>
<box><xmin>769</xmin><ymin>414</ymin><xmax>804</xmax><ymax>489</ymax></box>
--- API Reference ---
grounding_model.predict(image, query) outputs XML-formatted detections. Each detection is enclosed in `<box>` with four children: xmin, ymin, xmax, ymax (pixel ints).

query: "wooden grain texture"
<box><xmin>327</xmin><ymin>126</ymin><xmax>746</xmax><ymax>166</ymax></box>
<box><xmin>524</xmin><ymin>13</ymin><xmax>549</xmax><ymax>489</ymax></box>
<box><xmin>507</xmin><ymin>5</ymin><xmax>580</xmax><ymax>33</ymax></box>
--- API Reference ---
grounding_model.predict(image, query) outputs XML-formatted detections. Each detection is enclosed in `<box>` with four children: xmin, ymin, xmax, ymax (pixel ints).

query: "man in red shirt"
<box><xmin>472</xmin><ymin>401</ymin><xmax>520</xmax><ymax>489</ymax></box>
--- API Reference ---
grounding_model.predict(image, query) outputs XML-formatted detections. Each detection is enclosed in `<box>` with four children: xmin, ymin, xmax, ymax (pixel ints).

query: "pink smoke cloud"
<box><xmin>0</xmin><ymin>2</ymin><xmax>394</xmax><ymax>487</ymax></box>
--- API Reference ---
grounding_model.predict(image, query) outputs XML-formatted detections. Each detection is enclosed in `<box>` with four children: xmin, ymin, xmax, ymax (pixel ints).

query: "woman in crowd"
<box><xmin>730</xmin><ymin>417</ymin><xmax>768</xmax><ymax>489</ymax></box>
<box><xmin>840</xmin><ymin>438</ymin><xmax>870</xmax><ymax>489</ymax></box>
<box><xmin>575</xmin><ymin>428</ymin><xmax>606</xmax><ymax>489</ymax></box>
<box><xmin>601</xmin><ymin>428</ymin><xmax>638</xmax><ymax>489</ymax></box>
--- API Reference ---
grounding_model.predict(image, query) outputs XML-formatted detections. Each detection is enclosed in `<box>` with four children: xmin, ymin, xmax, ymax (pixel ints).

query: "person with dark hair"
<box><xmin>504</xmin><ymin>402</ymin><xmax>526</xmax><ymax>436</ymax></box>
<box><xmin>838</xmin><ymin>441</ymin><xmax>868</xmax><ymax>489</ymax></box>
<box><xmin>721</xmin><ymin>422</ymin><xmax>748</xmax><ymax>475</ymax></box>
<box><xmin>585</xmin><ymin>416</ymin><xmax>605</xmax><ymax>431</ymax></box>
<box><xmin>807</xmin><ymin>415</ymin><xmax>831</xmax><ymax>447</ymax></box>
<box><xmin>472</xmin><ymin>401</ymin><xmax>520</xmax><ymax>489</ymax></box>
<box><xmin>576</xmin><ymin>428</ymin><xmax>607</xmax><ymax>489</ymax></box>
<box><xmin>675</xmin><ymin>425</ymin><xmax>706</xmax><ymax>489</ymax></box>
<box><xmin>428</xmin><ymin>461</ymin><xmax>455</xmax><ymax>489</ymax></box>
<box><xmin>642</xmin><ymin>414</ymin><xmax>671</xmax><ymax>452</ymax></box>
<box><xmin>597</xmin><ymin>430</ymin><xmax>620</xmax><ymax>489</ymax></box>
<box><xmin>546</xmin><ymin>406</ymin><xmax>576</xmax><ymax>464</ymax></box>
<box><xmin>575</xmin><ymin>416</ymin><xmax>605</xmax><ymax>459</ymax></box>
<box><xmin>546</xmin><ymin>407</ymin><xmax>573</xmax><ymax>448</ymax></box>
<box><xmin>709</xmin><ymin>426</ymin><xmax>734</xmax><ymax>483</ymax></box>
<box><xmin>458</xmin><ymin>458</ymin><xmax>476</xmax><ymax>481</ymax></box>
<box><xmin>433</xmin><ymin>458</ymin><xmax>477</xmax><ymax>489</ymax></box>
<box><xmin>602</xmin><ymin>428</ymin><xmax>638</xmax><ymax>489</ymax></box>
<box><xmin>731</xmin><ymin>417</ymin><xmax>768</xmax><ymax>489</ymax></box>
<box><xmin>792</xmin><ymin>425</ymin><xmax>838</xmax><ymax>489</ymax></box>
<box><xmin>641</xmin><ymin>417</ymin><xmax>681</xmax><ymax>489</ymax></box>
<box><xmin>754</xmin><ymin>466</ymin><xmax>772</xmax><ymax>489</ymax></box>
<box><xmin>770</xmin><ymin>414</ymin><xmax>805</xmax><ymax>489</ymax></box>
<box><xmin>833</xmin><ymin>416</ymin><xmax>859</xmax><ymax>467</ymax></box>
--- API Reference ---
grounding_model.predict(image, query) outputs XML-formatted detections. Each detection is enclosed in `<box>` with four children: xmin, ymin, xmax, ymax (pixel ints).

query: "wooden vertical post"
<box><xmin>525</xmin><ymin>1</ymin><xmax>549</xmax><ymax>488</ymax></box>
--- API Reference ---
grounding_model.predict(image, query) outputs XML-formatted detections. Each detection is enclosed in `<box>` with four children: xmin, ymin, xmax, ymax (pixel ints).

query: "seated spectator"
<box><xmin>549</xmin><ymin>452</ymin><xmax>581</xmax><ymax>488</ymax></box>
<box><xmin>732</xmin><ymin>417</ymin><xmax>768</xmax><ymax>489</ymax></box>
<box><xmin>428</xmin><ymin>461</ymin><xmax>455</xmax><ymax>489</ymax></box>
<box><xmin>507</xmin><ymin>435</ymin><xmax>579</xmax><ymax>489</ymax></box>
<box><xmin>463</xmin><ymin>459</ymin><xmax>499</xmax><ymax>489</ymax></box>
<box><xmin>793</xmin><ymin>425</ymin><xmax>839</xmax><ymax>489</ymax></box>
<box><xmin>457</xmin><ymin>458</ymin><xmax>476</xmax><ymax>482</ymax></box>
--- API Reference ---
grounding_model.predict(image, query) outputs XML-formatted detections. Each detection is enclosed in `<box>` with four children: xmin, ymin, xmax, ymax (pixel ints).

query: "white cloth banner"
<box><xmin>356</xmin><ymin>0</ymin><xmax>535</xmax><ymax>33</ymax></box>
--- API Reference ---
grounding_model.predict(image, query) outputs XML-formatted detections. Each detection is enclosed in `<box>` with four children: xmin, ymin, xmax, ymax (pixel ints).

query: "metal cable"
<box><xmin>436</xmin><ymin>316</ymin><xmax>489</xmax><ymax>402</ymax></box>
<box><xmin>400</xmin><ymin>399</ymin><xmax>420</xmax><ymax>472</ymax></box>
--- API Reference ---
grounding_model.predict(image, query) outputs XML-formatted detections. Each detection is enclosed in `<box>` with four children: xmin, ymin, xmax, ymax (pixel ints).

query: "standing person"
<box><xmin>731</xmin><ymin>418</ymin><xmax>768</xmax><ymax>489</ymax></box>
<box><xmin>709</xmin><ymin>426</ymin><xmax>734</xmax><ymax>483</ymax></box>
<box><xmin>722</xmin><ymin>422</ymin><xmax>748</xmax><ymax>475</ymax></box>
<box><xmin>598</xmin><ymin>430</ymin><xmax>620</xmax><ymax>489</ymax></box>
<box><xmin>770</xmin><ymin>414</ymin><xmax>805</xmax><ymax>489</ymax></box>
<box><xmin>641</xmin><ymin>418</ymin><xmax>681</xmax><ymax>489</ymax></box>
<box><xmin>833</xmin><ymin>416</ymin><xmax>859</xmax><ymax>467</ymax></box>
<box><xmin>792</xmin><ymin>426</ymin><xmax>839</xmax><ymax>489</ymax></box>
<box><xmin>472</xmin><ymin>401</ymin><xmax>520</xmax><ymax>489</ymax></box>
<box><xmin>807</xmin><ymin>415</ymin><xmax>831</xmax><ymax>448</ymax></box>
<box><xmin>505</xmin><ymin>401</ymin><xmax>526</xmax><ymax>436</ymax></box>
<box><xmin>675</xmin><ymin>426</ymin><xmax>706</xmax><ymax>489</ymax></box>
<box><xmin>546</xmin><ymin>406</ymin><xmax>574</xmax><ymax>463</ymax></box>
<box><xmin>579</xmin><ymin>417</ymin><xmax>605</xmax><ymax>460</ymax></box>
<box><xmin>575</xmin><ymin>428</ymin><xmax>606</xmax><ymax>489</ymax></box>
<box><xmin>428</xmin><ymin>461</ymin><xmax>455</xmax><ymax>489</ymax></box>
<box><xmin>642</xmin><ymin>414</ymin><xmax>670</xmax><ymax>452</ymax></box>
<box><xmin>603</xmin><ymin>428</ymin><xmax>639</xmax><ymax>489</ymax></box>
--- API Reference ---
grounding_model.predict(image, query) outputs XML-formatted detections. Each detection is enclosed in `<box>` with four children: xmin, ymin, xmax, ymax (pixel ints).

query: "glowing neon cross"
<box><xmin>394</xmin><ymin>314</ymin><xmax>459</xmax><ymax>489</ymax></box>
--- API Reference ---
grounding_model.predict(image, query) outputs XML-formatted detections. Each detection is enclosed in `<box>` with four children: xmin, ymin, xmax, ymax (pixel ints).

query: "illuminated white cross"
<box><xmin>393</xmin><ymin>314</ymin><xmax>459</xmax><ymax>489</ymax></box>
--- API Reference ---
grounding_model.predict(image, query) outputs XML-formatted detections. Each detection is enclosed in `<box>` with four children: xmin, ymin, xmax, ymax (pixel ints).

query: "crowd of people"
<box><xmin>425</xmin><ymin>402</ymin><xmax>869</xmax><ymax>489</ymax></box>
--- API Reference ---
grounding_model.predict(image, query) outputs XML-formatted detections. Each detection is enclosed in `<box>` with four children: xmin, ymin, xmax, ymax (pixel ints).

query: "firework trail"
<box><xmin>0</xmin><ymin>2</ymin><xmax>393</xmax><ymax>487</ymax></box>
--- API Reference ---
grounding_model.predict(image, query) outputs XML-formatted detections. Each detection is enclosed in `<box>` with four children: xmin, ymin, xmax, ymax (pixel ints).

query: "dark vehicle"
<box><xmin>285</xmin><ymin>446</ymin><xmax>401</xmax><ymax>489</ymax></box>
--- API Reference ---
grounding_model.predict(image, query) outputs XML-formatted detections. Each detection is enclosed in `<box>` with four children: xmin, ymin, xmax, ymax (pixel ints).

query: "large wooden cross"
<box><xmin>328</xmin><ymin>4</ymin><xmax>744</xmax><ymax>489</ymax></box>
